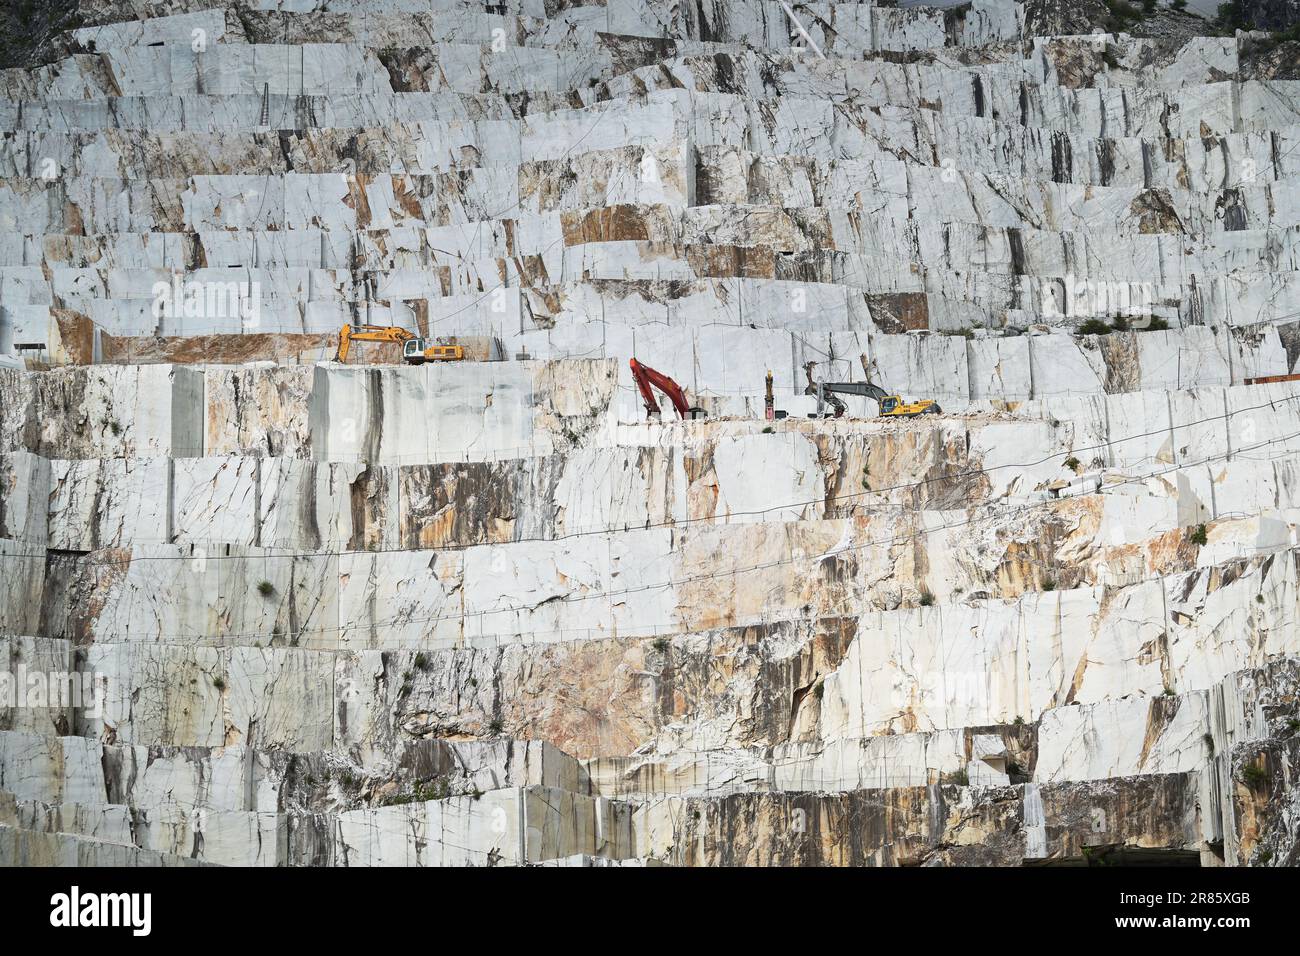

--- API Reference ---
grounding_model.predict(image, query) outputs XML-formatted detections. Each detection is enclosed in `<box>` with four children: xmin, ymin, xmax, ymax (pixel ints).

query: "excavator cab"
<box><xmin>882</xmin><ymin>396</ymin><xmax>941</xmax><ymax>417</ymax></box>
<box><xmin>402</xmin><ymin>339</ymin><xmax>464</xmax><ymax>364</ymax></box>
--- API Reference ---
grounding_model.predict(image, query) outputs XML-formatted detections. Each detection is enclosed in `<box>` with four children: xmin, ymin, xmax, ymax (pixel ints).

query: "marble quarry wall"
<box><xmin>1</xmin><ymin>0</ymin><xmax>1299</xmax><ymax>866</ymax></box>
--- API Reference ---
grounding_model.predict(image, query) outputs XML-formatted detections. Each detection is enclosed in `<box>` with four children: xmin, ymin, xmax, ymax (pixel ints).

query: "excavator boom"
<box><xmin>335</xmin><ymin>323</ymin><xmax>414</xmax><ymax>363</ymax></box>
<box><xmin>630</xmin><ymin>358</ymin><xmax>701</xmax><ymax>419</ymax></box>
<box><xmin>803</xmin><ymin>362</ymin><xmax>888</xmax><ymax>417</ymax></box>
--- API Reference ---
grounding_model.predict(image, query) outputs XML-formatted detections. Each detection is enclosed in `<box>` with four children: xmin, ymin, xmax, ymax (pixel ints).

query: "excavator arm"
<box><xmin>630</xmin><ymin>358</ymin><xmax>702</xmax><ymax>419</ymax></box>
<box><xmin>803</xmin><ymin>362</ymin><xmax>888</xmax><ymax>417</ymax></box>
<box><xmin>335</xmin><ymin>324</ymin><xmax>415</xmax><ymax>363</ymax></box>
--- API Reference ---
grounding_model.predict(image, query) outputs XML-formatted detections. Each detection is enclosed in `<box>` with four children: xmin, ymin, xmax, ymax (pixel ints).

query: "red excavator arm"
<box><xmin>629</xmin><ymin>358</ymin><xmax>696</xmax><ymax>419</ymax></box>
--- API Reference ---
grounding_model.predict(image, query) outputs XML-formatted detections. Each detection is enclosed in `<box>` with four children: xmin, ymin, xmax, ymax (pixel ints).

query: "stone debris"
<box><xmin>0</xmin><ymin>0</ymin><xmax>1298</xmax><ymax>866</ymax></box>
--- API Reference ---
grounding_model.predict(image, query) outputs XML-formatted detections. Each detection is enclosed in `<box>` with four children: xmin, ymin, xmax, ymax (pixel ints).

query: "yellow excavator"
<box><xmin>334</xmin><ymin>324</ymin><xmax>464</xmax><ymax>364</ymax></box>
<box><xmin>803</xmin><ymin>358</ymin><xmax>941</xmax><ymax>418</ymax></box>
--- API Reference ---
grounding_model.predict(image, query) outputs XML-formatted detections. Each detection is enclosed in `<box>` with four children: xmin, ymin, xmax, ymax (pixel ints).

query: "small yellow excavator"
<box><xmin>334</xmin><ymin>324</ymin><xmax>465</xmax><ymax>364</ymax></box>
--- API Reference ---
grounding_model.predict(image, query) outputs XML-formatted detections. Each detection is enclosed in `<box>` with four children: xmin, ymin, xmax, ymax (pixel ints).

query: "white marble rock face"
<box><xmin>0</xmin><ymin>0</ymin><xmax>1298</xmax><ymax>867</ymax></box>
